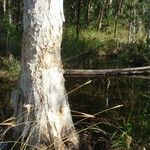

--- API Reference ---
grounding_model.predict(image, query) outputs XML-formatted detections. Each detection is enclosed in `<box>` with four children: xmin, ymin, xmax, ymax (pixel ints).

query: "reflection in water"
<box><xmin>0</xmin><ymin>75</ymin><xmax>150</xmax><ymax>148</ymax></box>
<box><xmin>66</xmin><ymin>76</ymin><xmax>150</xmax><ymax>114</ymax></box>
<box><xmin>106</xmin><ymin>78</ymin><xmax>110</xmax><ymax>107</ymax></box>
<box><xmin>66</xmin><ymin>76</ymin><xmax>150</xmax><ymax>148</ymax></box>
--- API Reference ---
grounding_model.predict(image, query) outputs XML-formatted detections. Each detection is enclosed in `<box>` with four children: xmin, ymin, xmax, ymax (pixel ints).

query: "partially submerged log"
<box><xmin>65</xmin><ymin>66</ymin><xmax>150</xmax><ymax>77</ymax></box>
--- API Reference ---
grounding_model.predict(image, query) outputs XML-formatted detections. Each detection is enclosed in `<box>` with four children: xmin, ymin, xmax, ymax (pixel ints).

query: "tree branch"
<box><xmin>65</xmin><ymin>66</ymin><xmax>150</xmax><ymax>77</ymax></box>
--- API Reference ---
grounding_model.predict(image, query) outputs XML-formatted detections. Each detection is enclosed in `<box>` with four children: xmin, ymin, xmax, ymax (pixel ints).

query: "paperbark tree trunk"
<box><xmin>11</xmin><ymin>0</ymin><xmax>79</xmax><ymax>149</ymax></box>
<box><xmin>97</xmin><ymin>4</ymin><xmax>104</xmax><ymax>30</ymax></box>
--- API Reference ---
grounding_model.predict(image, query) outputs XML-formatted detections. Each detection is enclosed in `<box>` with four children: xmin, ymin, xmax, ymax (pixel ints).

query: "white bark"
<box><xmin>132</xmin><ymin>0</ymin><xmax>136</xmax><ymax>43</ymax></box>
<box><xmin>98</xmin><ymin>6</ymin><xmax>104</xmax><ymax>30</ymax></box>
<box><xmin>8</xmin><ymin>0</ymin><xmax>12</xmax><ymax>24</ymax></box>
<box><xmin>3</xmin><ymin>0</ymin><xmax>6</xmax><ymax>13</ymax></box>
<box><xmin>12</xmin><ymin>0</ymin><xmax>79</xmax><ymax>149</ymax></box>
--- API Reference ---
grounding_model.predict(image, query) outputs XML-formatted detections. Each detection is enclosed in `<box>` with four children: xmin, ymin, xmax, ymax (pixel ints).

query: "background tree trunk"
<box><xmin>114</xmin><ymin>0</ymin><xmax>123</xmax><ymax>38</ymax></box>
<box><xmin>85</xmin><ymin>0</ymin><xmax>91</xmax><ymax>26</ymax></box>
<box><xmin>3</xmin><ymin>0</ymin><xmax>6</xmax><ymax>14</ymax></box>
<box><xmin>97</xmin><ymin>3</ymin><xmax>104</xmax><ymax>30</ymax></box>
<box><xmin>12</xmin><ymin>0</ymin><xmax>79</xmax><ymax>149</ymax></box>
<box><xmin>128</xmin><ymin>0</ymin><xmax>132</xmax><ymax>43</ymax></box>
<box><xmin>132</xmin><ymin>0</ymin><xmax>136</xmax><ymax>43</ymax></box>
<box><xmin>76</xmin><ymin>0</ymin><xmax>81</xmax><ymax>40</ymax></box>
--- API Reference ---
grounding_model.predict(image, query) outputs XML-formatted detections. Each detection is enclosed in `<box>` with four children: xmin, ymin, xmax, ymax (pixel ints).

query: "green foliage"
<box><xmin>2</xmin><ymin>7</ymin><xmax>22</xmax><ymax>58</ymax></box>
<box><xmin>62</xmin><ymin>25</ymin><xmax>148</xmax><ymax>69</ymax></box>
<box><xmin>2</xmin><ymin>14</ymin><xmax>22</xmax><ymax>57</ymax></box>
<box><xmin>118</xmin><ymin>42</ymin><xmax>150</xmax><ymax>67</ymax></box>
<box><xmin>1</xmin><ymin>55</ymin><xmax>20</xmax><ymax>74</ymax></box>
<box><xmin>3</xmin><ymin>19</ymin><xmax>15</xmax><ymax>39</ymax></box>
<box><xmin>112</xmin><ymin>123</ymin><xmax>132</xmax><ymax>150</ymax></box>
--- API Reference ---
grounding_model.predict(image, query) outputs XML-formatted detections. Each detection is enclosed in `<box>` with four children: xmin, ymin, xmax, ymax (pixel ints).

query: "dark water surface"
<box><xmin>66</xmin><ymin>76</ymin><xmax>150</xmax><ymax>148</ymax></box>
<box><xmin>0</xmin><ymin>75</ymin><xmax>150</xmax><ymax>149</ymax></box>
<box><xmin>66</xmin><ymin>76</ymin><xmax>150</xmax><ymax>113</ymax></box>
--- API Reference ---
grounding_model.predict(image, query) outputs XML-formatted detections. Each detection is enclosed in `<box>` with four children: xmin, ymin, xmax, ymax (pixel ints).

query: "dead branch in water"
<box><xmin>65</xmin><ymin>66</ymin><xmax>150</xmax><ymax>77</ymax></box>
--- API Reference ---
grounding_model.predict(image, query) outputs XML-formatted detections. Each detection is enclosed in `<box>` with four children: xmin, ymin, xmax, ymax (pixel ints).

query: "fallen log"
<box><xmin>65</xmin><ymin>66</ymin><xmax>150</xmax><ymax>77</ymax></box>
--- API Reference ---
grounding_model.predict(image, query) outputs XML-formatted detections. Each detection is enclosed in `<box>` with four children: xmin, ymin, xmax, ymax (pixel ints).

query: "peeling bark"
<box><xmin>12</xmin><ymin>0</ymin><xmax>79</xmax><ymax>149</ymax></box>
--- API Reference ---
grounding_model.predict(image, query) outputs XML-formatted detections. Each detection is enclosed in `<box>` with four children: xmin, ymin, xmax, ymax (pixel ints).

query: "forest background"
<box><xmin>0</xmin><ymin>0</ymin><xmax>150</xmax><ymax>149</ymax></box>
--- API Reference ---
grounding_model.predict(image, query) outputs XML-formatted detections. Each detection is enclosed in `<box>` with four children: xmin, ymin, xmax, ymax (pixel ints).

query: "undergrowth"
<box><xmin>62</xmin><ymin>25</ymin><xmax>149</xmax><ymax>69</ymax></box>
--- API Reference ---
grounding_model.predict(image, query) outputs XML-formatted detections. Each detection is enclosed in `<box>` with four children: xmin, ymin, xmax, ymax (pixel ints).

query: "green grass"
<box><xmin>0</xmin><ymin>55</ymin><xmax>20</xmax><ymax>74</ymax></box>
<box><xmin>62</xmin><ymin>25</ymin><xmax>149</xmax><ymax>69</ymax></box>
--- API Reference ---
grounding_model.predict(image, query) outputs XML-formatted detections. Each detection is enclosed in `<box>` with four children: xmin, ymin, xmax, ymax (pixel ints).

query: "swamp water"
<box><xmin>0</xmin><ymin>75</ymin><xmax>150</xmax><ymax>149</ymax></box>
<box><xmin>66</xmin><ymin>76</ymin><xmax>150</xmax><ymax>149</ymax></box>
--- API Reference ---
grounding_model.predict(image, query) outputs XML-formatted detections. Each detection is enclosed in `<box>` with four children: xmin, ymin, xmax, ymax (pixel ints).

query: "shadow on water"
<box><xmin>66</xmin><ymin>76</ymin><xmax>150</xmax><ymax>149</ymax></box>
